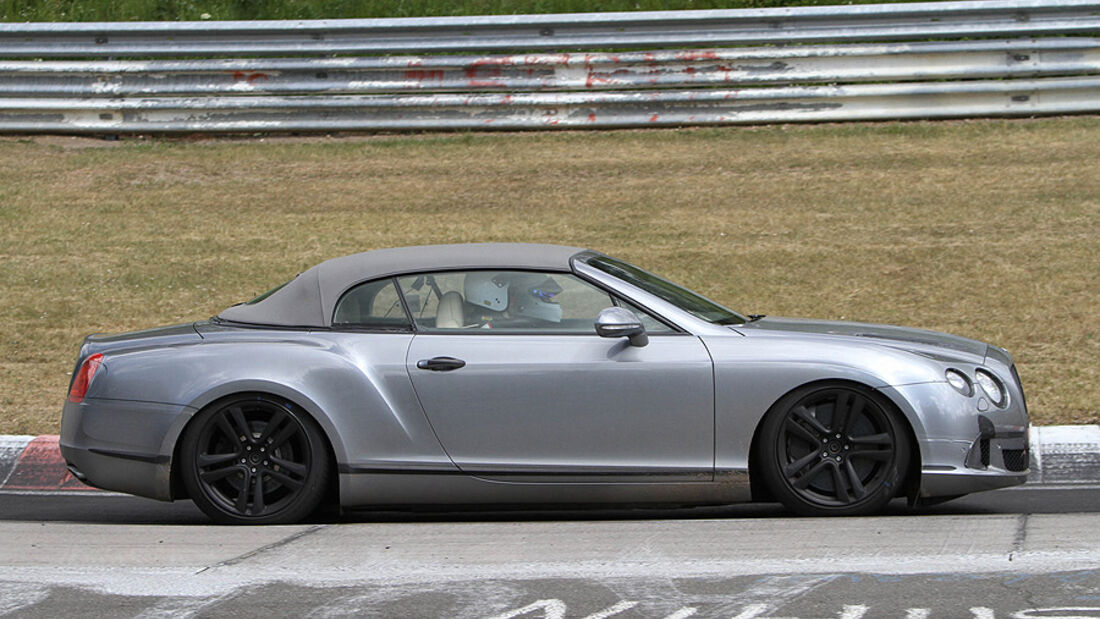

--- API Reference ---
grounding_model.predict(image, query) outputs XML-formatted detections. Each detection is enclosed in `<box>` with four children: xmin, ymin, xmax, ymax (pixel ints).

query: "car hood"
<box><xmin>734</xmin><ymin>316</ymin><xmax>990</xmax><ymax>363</ymax></box>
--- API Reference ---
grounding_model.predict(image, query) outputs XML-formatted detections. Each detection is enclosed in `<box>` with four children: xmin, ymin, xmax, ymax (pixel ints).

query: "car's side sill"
<box><xmin>339</xmin><ymin>468</ymin><xmax>750</xmax><ymax>507</ymax></box>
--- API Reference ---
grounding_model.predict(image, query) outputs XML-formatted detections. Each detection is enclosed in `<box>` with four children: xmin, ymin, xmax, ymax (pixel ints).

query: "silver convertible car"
<box><xmin>61</xmin><ymin>243</ymin><xmax>1029</xmax><ymax>524</ymax></box>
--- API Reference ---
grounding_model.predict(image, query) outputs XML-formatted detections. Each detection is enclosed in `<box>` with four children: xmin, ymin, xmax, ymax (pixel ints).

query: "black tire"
<box><xmin>758</xmin><ymin>382</ymin><xmax>910</xmax><ymax>517</ymax></box>
<box><xmin>179</xmin><ymin>394</ymin><xmax>331</xmax><ymax>525</ymax></box>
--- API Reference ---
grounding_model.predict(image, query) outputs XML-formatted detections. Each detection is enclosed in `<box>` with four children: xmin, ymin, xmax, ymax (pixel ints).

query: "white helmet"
<box><xmin>509</xmin><ymin>274</ymin><xmax>563</xmax><ymax>323</ymax></box>
<box><xmin>464</xmin><ymin>272</ymin><xmax>509</xmax><ymax>311</ymax></box>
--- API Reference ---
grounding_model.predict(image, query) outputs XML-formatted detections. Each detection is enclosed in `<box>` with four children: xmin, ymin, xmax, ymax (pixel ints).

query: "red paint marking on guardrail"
<box><xmin>4</xmin><ymin>435</ymin><xmax>94</xmax><ymax>491</ymax></box>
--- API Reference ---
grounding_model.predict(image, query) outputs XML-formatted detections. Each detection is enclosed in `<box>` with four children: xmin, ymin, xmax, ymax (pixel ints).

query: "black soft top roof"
<box><xmin>217</xmin><ymin>243</ymin><xmax>586</xmax><ymax>327</ymax></box>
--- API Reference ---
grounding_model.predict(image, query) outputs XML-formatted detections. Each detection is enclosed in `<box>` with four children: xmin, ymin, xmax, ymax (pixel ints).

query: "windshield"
<box><xmin>583</xmin><ymin>255</ymin><xmax>747</xmax><ymax>325</ymax></box>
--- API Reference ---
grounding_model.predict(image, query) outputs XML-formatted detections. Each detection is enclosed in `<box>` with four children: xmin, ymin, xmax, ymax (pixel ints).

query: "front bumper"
<box><xmin>60</xmin><ymin>397</ymin><xmax>196</xmax><ymax>501</ymax></box>
<box><xmin>883</xmin><ymin>376</ymin><xmax>1030</xmax><ymax>499</ymax></box>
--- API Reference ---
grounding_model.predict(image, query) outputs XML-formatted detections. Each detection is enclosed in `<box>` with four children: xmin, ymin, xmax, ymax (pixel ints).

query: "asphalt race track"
<box><xmin>2</xmin><ymin>486</ymin><xmax>1100</xmax><ymax>617</ymax></box>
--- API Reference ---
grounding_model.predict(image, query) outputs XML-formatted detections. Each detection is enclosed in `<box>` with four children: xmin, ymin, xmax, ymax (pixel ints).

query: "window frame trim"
<box><xmin>330</xmin><ymin>276</ymin><xmax>416</xmax><ymax>333</ymax></box>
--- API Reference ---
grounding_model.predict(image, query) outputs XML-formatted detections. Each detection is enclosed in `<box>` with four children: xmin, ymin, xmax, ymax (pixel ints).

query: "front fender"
<box><xmin>704</xmin><ymin>335</ymin><xmax>941</xmax><ymax>472</ymax></box>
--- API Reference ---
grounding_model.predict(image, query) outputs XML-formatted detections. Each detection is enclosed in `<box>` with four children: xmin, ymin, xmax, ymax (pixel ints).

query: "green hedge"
<box><xmin>2</xmin><ymin>0</ymin><xmax>935</xmax><ymax>22</ymax></box>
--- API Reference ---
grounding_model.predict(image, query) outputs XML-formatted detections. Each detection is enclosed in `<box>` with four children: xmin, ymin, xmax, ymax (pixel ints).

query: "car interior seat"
<box><xmin>435</xmin><ymin>290</ymin><xmax>465</xmax><ymax>328</ymax></box>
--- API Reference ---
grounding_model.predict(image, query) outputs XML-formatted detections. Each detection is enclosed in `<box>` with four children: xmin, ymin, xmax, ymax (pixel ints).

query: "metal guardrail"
<box><xmin>0</xmin><ymin>0</ymin><xmax>1098</xmax><ymax>132</ymax></box>
<box><xmin>1</xmin><ymin>39</ymin><xmax>1098</xmax><ymax>96</ymax></box>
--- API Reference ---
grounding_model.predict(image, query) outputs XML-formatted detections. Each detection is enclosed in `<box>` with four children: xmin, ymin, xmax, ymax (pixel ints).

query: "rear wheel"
<box><xmin>180</xmin><ymin>395</ymin><xmax>330</xmax><ymax>525</ymax></box>
<box><xmin>758</xmin><ymin>383</ymin><xmax>909</xmax><ymax>516</ymax></box>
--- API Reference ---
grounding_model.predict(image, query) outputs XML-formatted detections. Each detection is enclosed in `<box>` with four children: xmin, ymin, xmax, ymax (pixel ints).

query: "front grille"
<box><xmin>980</xmin><ymin>438</ymin><xmax>991</xmax><ymax>467</ymax></box>
<box><xmin>1003</xmin><ymin>448</ymin><xmax>1029</xmax><ymax>472</ymax></box>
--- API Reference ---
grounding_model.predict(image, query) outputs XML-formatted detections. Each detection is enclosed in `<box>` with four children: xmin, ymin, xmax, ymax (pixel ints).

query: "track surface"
<box><xmin>1</xmin><ymin>486</ymin><xmax>1099</xmax><ymax>618</ymax></box>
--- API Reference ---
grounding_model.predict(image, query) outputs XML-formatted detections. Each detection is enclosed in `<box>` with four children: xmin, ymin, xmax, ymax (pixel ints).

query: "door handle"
<box><xmin>416</xmin><ymin>356</ymin><xmax>466</xmax><ymax>372</ymax></box>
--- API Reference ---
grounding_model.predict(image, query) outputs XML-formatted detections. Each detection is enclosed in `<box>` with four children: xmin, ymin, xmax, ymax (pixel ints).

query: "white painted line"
<box><xmin>729</xmin><ymin>604</ymin><xmax>769</xmax><ymax>619</ymax></box>
<box><xmin>583</xmin><ymin>600</ymin><xmax>639</xmax><ymax>619</ymax></box>
<box><xmin>485</xmin><ymin>599</ymin><xmax>567</xmax><ymax>619</ymax></box>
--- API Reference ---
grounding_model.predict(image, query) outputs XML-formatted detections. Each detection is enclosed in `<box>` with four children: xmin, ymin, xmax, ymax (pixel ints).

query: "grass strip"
<box><xmin>0</xmin><ymin>117</ymin><xmax>1096</xmax><ymax>434</ymax></box>
<box><xmin>2</xmin><ymin>0</ymin><xmax>937</xmax><ymax>22</ymax></box>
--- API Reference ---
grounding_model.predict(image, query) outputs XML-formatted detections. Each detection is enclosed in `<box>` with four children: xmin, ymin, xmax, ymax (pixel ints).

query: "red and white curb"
<box><xmin>0</xmin><ymin>426</ymin><xmax>1098</xmax><ymax>494</ymax></box>
<box><xmin>0</xmin><ymin>435</ymin><xmax>97</xmax><ymax>494</ymax></box>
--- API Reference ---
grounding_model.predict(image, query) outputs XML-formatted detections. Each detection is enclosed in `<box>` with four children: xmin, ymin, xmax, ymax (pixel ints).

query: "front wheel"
<box><xmin>758</xmin><ymin>383</ymin><xmax>910</xmax><ymax>517</ymax></box>
<box><xmin>180</xmin><ymin>395</ymin><xmax>331</xmax><ymax>525</ymax></box>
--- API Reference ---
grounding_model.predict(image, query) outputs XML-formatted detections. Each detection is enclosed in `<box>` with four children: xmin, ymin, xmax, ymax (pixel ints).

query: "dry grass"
<box><xmin>0</xmin><ymin>118</ymin><xmax>1097</xmax><ymax>434</ymax></box>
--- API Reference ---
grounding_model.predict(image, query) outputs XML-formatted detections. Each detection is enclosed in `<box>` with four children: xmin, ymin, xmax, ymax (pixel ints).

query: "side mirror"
<box><xmin>595</xmin><ymin>307</ymin><xmax>649</xmax><ymax>347</ymax></box>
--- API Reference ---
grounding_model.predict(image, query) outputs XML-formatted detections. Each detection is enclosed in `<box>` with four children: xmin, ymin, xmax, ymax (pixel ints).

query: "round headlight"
<box><xmin>975</xmin><ymin>369</ymin><xmax>1006</xmax><ymax>407</ymax></box>
<box><xmin>945</xmin><ymin>369</ymin><xmax>973</xmax><ymax>396</ymax></box>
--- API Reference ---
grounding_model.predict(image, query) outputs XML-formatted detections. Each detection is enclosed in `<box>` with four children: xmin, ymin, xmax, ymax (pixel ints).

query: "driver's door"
<box><xmin>400</xmin><ymin>270</ymin><xmax>715</xmax><ymax>482</ymax></box>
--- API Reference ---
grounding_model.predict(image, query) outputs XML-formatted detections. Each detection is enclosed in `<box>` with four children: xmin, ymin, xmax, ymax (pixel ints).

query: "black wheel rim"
<box><xmin>777</xmin><ymin>388</ymin><xmax>897</xmax><ymax>508</ymax></box>
<box><xmin>193</xmin><ymin>398</ymin><xmax>312</xmax><ymax>519</ymax></box>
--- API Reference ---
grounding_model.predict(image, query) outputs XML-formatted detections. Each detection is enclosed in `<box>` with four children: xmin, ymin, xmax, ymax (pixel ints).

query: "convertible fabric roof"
<box><xmin>217</xmin><ymin>243</ymin><xmax>586</xmax><ymax>327</ymax></box>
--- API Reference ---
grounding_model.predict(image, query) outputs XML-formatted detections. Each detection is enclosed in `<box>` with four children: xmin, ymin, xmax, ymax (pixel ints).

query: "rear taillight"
<box><xmin>68</xmin><ymin>353</ymin><xmax>103</xmax><ymax>403</ymax></box>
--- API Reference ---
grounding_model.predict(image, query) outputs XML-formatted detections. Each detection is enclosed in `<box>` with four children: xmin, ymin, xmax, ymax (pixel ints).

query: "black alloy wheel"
<box><xmin>180</xmin><ymin>395</ymin><xmax>330</xmax><ymax>525</ymax></box>
<box><xmin>759</xmin><ymin>383</ymin><xmax>909</xmax><ymax>516</ymax></box>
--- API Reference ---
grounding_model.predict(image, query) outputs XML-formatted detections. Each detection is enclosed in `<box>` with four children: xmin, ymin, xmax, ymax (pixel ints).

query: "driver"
<box><xmin>507</xmin><ymin>273</ymin><xmax>563</xmax><ymax>324</ymax></box>
<box><xmin>462</xmin><ymin>272</ymin><xmax>563</xmax><ymax>327</ymax></box>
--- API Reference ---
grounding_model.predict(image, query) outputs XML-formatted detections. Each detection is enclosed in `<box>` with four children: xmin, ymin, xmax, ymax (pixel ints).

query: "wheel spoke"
<box><xmin>228</xmin><ymin>406</ymin><xmax>251</xmax><ymax>442</ymax></box>
<box><xmin>784</xmin><ymin>450</ymin><xmax>821</xmax><ymax>478</ymax></box>
<box><xmin>266</xmin><ymin>468</ymin><xmax>304</xmax><ymax>491</ymax></box>
<box><xmin>200</xmin><ymin>464</ymin><xmax>241</xmax><ymax>483</ymax></box>
<box><xmin>841</xmin><ymin>396</ymin><xmax>865</xmax><ymax>436</ymax></box>
<box><xmin>252</xmin><ymin>471</ymin><xmax>265</xmax><ymax>514</ymax></box>
<box><xmin>270</xmin><ymin>456</ymin><xmax>307</xmax><ymax>478</ymax></box>
<box><xmin>269</xmin><ymin>421</ymin><xmax>300</xmax><ymax>450</ymax></box>
<box><xmin>850</xmin><ymin>448</ymin><xmax>893</xmax><ymax>462</ymax></box>
<box><xmin>258</xmin><ymin>410</ymin><xmax>288</xmax><ymax>444</ymax></box>
<box><xmin>236</xmin><ymin>468</ymin><xmax>252</xmax><ymax>513</ymax></box>
<box><xmin>831</xmin><ymin>393</ymin><xmax>851</xmax><ymax>435</ymax></box>
<box><xmin>844</xmin><ymin>460</ymin><xmax>866</xmax><ymax>499</ymax></box>
<box><xmin>214</xmin><ymin>414</ymin><xmax>239</xmax><ymax>445</ymax></box>
<box><xmin>831</xmin><ymin>463</ymin><xmax>851</xmax><ymax>503</ymax></box>
<box><xmin>850</xmin><ymin>433</ymin><xmax>892</xmax><ymax>445</ymax></box>
<box><xmin>784</xmin><ymin>417</ymin><xmax>822</xmax><ymax>445</ymax></box>
<box><xmin>791</xmin><ymin>460</ymin><xmax>830</xmax><ymax>490</ymax></box>
<box><xmin>198</xmin><ymin>452</ymin><xmax>239</xmax><ymax>468</ymax></box>
<box><xmin>792</xmin><ymin>405</ymin><xmax>830</xmax><ymax>437</ymax></box>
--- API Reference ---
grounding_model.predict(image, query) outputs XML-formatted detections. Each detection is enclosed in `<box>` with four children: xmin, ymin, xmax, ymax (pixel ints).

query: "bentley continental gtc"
<box><xmin>61</xmin><ymin>243</ymin><xmax>1029</xmax><ymax>523</ymax></box>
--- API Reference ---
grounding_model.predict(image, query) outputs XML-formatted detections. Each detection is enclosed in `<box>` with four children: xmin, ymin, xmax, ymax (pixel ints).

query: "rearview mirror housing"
<box><xmin>595</xmin><ymin>307</ymin><xmax>649</xmax><ymax>347</ymax></box>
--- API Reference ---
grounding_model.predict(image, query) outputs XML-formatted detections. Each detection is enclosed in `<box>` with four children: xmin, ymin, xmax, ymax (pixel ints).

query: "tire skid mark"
<box><xmin>194</xmin><ymin>524</ymin><xmax>326</xmax><ymax>574</ymax></box>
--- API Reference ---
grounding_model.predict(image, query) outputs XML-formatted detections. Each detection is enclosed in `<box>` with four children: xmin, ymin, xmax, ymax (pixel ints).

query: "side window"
<box><xmin>396</xmin><ymin>270</ymin><xmax>615</xmax><ymax>333</ymax></box>
<box><xmin>333</xmin><ymin>279</ymin><xmax>412</xmax><ymax>330</ymax></box>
